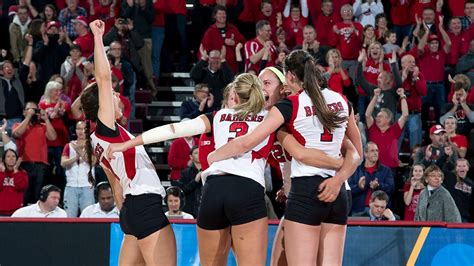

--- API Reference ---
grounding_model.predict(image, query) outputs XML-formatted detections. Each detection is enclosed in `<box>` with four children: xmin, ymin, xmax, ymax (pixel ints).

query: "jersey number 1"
<box><xmin>228</xmin><ymin>122</ymin><xmax>249</xmax><ymax>141</ymax></box>
<box><xmin>320</xmin><ymin>128</ymin><xmax>333</xmax><ymax>142</ymax></box>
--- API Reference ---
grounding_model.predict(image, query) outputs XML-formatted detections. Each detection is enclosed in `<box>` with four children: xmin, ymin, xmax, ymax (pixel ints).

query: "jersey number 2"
<box><xmin>228</xmin><ymin>122</ymin><xmax>249</xmax><ymax>141</ymax></box>
<box><xmin>320</xmin><ymin>128</ymin><xmax>333</xmax><ymax>142</ymax></box>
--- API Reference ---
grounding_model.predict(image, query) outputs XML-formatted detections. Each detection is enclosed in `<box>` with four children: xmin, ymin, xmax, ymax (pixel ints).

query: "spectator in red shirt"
<box><xmin>331</xmin><ymin>4</ymin><xmax>363</xmax><ymax>81</ymax></box>
<box><xmin>201</xmin><ymin>5</ymin><xmax>246</xmax><ymax>74</ymax></box>
<box><xmin>447</xmin><ymin>17</ymin><xmax>470</xmax><ymax>69</ymax></box>
<box><xmin>12</xmin><ymin>102</ymin><xmax>57</xmax><ymax>204</ymax></box>
<box><xmin>323</xmin><ymin>48</ymin><xmax>351</xmax><ymax>95</ymax></box>
<box><xmin>399</xmin><ymin>54</ymin><xmax>427</xmax><ymax>149</ymax></box>
<box><xmin>88</xmin><ymin>0</ymin><xmax>117</xmax><ymax>33</ymax></box>
<box><xmin>257</xmin><ymin>0</ymin><xmax>282</xmax><ymax>32</ymax></box>
<box><xmin>168</xmin><ymin>134</ymin><xmax>199</xmax><ymax>183</ymax></box>
<box><xmin>314</xmin><ymin>0</ymin><xmax>340</xmax><ymax>47</ymax></box>
<box><xmin>0</xmin><ymin>149</ymin><xmax>28</xmax><ymax>216</ymax></box>
<box><xmin>444</xmin><ymin>116</ymin><xmax>468</xmax><ymax>158</ymax></box>
<box><xmin>390</xmin><ymin>0</ymin><xmax>412</xmax><ymax>46</ymax></box>
<box><xmin>69</xmin><ymin>16</ymin><xmax>93</xmax><ymax>58</ymax></box>
<box><xmin>366</xmin><ymin>87</ymin><xmax>409</xmax><ymax>171</ymax></box>
<box><xmin>417</xmin><ymin>17</ymin><xmax>451</xmax><ymax>122</ymax></box>
<box><xmin>244</xmin><ymin>20</ymin><xmax>277</xmax><ymax>74</ymax></box>
<box><xmin>282</xmin><ymin>5</ymin><xmax>308</xmax><ymax>47</ymax></box>
<box><xmin>403</xmin><ymin>164</ymin><xmax>425</xmax><ymax>220</ymax></box>
<box><xmin>410</xmin><ymin>0</ymin><xmax>436</xmax><ymax>25</ymax></box>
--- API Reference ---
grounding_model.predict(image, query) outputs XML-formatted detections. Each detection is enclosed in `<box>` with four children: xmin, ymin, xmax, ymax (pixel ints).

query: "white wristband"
<box><xmin>142</xmin><ymin>117</ymin><xmax>207</xmax><ymax>145</ymax></box>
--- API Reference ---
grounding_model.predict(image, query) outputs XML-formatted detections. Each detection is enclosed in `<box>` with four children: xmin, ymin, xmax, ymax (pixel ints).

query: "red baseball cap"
<box><xmin>71</xmin><ymin>15</ymin><xmax>89</xmax><ymax>27</ymax></box>
<box><xmin>429</xmin><ymin>124</ymin><xmax>446</xmax><ymax>135</ymax></box>
<box><xmin>46</xmin><ymin>20</ymin><xmax>61</xmax><ymax>30</ymax></box>
<box><xmin>428</xmin><ymin>34</ymin><xmax>440</xmax><ymax>43</ymax></box>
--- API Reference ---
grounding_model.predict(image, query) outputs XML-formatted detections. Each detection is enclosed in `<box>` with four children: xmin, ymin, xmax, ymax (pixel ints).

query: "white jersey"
<box><xmin>91</xmin><ymin>121</ymin><xmax>165</xmax><ymax>198</ymax></box>
<box><xmin>202</xmin><ymin>108</ymin><xmax>275</xmax><ymax>188</ymax></box>
<box><xmin>276</xmin><ymin>89</ymin><xmax>348</xmax><ymax>178</ymax></box>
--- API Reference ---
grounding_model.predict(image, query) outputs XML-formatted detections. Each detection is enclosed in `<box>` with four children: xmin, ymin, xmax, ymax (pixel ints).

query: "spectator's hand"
<box><xmin>410</xmin><ymin>176</ymin><xmax>419</xmax><ymax>187</ymax></box>
<box><xmin>357</xmin><ymin>49</ymin><xmax>367</xmax><ymax>63</ymax></box>
<box><xmin>114</xmin><ymin>18</ymin><xmax>121</xmax><ymax>29</ymax></box>
<box><xmin>127</xmin><ymin>19</ymin><xmax>134</xmax><ymax>31</ymax></box>
<box><xmin>424</xmin><ymin>144</ymin><xmax>432</xmax><ymax>160</ymax></box>
<box><xmin>13</xmin><ymin>157</ymin><xmax>22</xmax><ymax>173</ymax></box>
<box><xmin>312</xmin><ymin>40</ymin><xmax>320</xmax><ymax>51</ymax></box>
<box><xmin>438</xmin><ymin>15</ymin><xmax>444</xmax><ymax>27</ymax></box>
<box><xmin>119</xmin><ymin>115</ymin><xmax>128</xmax><ymax>127</ymax></box>
<box><xmin>415</xmin><ymin>13</ymin><xmax>422</xmax><ymax>25</ymax></box>
<box><xmin>40</xmin><ymin>109</ymin><xmax>49</xmax><ymax>121</ymax></box>
<box><xmin>127</xmin><ymin>0</ymin><xmax>133</xmax><ymax>6</ymax></box>
<box><xmin>389</xmin><ymin>49</ymin><xmax>397</xmax><ymax>64</ymax></box>
<box><xmin>24</xmin><ymin>34</ymin><xmax>33</xmax><ymax>46</ymax></box>
<box><xmin>413</xmin><ymin>66</ymin><xmax>419</xmax><ymax>79</ymax></box>
<box><xmin>302</xmin><ymin>41</ymin><xmax>308</xmax><ymax>51</ymax></box>
<box><xmin>1</xmin><ymin>49</ymin><xmax>7</xmax><ymax>58</ymax></box>
<box><xmin>25</xmin><ymin>107</ymin><xmax>36</xmax><ymax>118</ymax></box>
<box><xmin>448</xmin><ymin>74</ymin><xmax>455</xmax><ymax>84</ymax></box>
<box><xmin>275</xmin><ymin>187</ymin><xmax>287</xmax><ymax>203</ymax></box>
<box><xmin>0</xmin><ymin>119</ymin><xmax>7</xmax><ymax>132</ymax></box>
<box><xmin>374</xmin><ymin>88</ymin><xmax>382</xmax><ymax>97</ymax></box>
<box><xmin>383</xmin><ymin>208</ymin><xmax>395</xmax><ymax>220</ymax></box>
<box><xmin>396</xmin><ymin>88</ymin><xmax>405</xmax><ymax>97</ymax></box>
<box><xmin>198</xmin><ymin>97</ymin><xmax>207</xmax><ymax>112</ymax></box>
<box><xmin>59</xmin><ymin>29</ymin><xmax>66</xmax><ymax>44</ymax></box>
<box><xmin>444</xmin><ymin>145</ymin><xmax>453</xmax><ymax>157</ymax></box>
<box><xmin>459</xmin><ymin>91</ymin><xmax>467</xmax><ymax>103</ymax></box>
<box><xmin>452</xmin><ymin>95</ymin><xmax>459</xmax><ymax>106</ymax></box>
<box><xmin>333</xmin><ymin>25</ymin><xmax>340</xmax><ymax>34</ymax></box>
<box><xmin>207</xmin><ymin>93</ymin><xmax>214</xmax><ymax>108</ymax></box>
<box><xmin>90</xmin><ymin>20</ymin><xmax>105</xmax><ymax>36</ymax></box>
<box><xmin>236</xmin><ymin>42</ymin><xmax>243</xmax><ymax>51</ymax></box>
<box><xmin>0</xmin><ymin>162</ymin><xmax>5</xmax><ymax>172</ymax></box>
<box><xmin>224</xmin><ymin>34</ymin><xmax>235</xmax><ymax>46</ymax></box>
<box><xmin>199</xmin><ymin>44</ymin><xmax>208</xmax><ymax>61</ymax></box>
<box><xmin>220</xmin><ymin>45</ymin><xmax>226</xmax><ymax>61</ymax></box>
<box><xmin>318</xmin><ymin>176</ymin><xmax>343</xmax><ymax>202</ymax></box>
<box><xmin>369</xmin><ymin>178</ymin><xmax>379</xmax><ymax>189</ymax></box>
<box><xmin>195</xmin><ymin>171</ymin><xmax>202</xmax><ymax>182</ymax></box>
<box><xmin>264</xmin><ymin>40</ymin><xmax>274</xmax><ymax>49</ymax></box>
<box><xmin>109</xmin><ymin>6</ymin><xmax>115</xmax><ymax>17</ymax></box>
<box><xmin>358</xmin><ymin>176</ymin><xmax>366</xmax><ymax>190</ymax></box>
<box><xmin>42</xmin><ymin>32</ymin><xmax>49</xmax><ymax>45</ymax></box>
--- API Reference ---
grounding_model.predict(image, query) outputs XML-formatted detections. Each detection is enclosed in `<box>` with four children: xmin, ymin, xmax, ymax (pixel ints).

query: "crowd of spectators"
<box><xmin>0</xmin><ymin>0</ymin><xmax>473</xmax><ymax>222</ymax></box>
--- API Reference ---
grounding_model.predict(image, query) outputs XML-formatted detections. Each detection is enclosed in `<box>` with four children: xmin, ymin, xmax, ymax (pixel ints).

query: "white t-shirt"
<box><xmin>11</xmin><ymin>202</ymin><xmax>67</xmax><ymax>218</ymax></box>
<box><xmin>79</xmin><ymin>203</ymin><xmax>119</xmax><ymax>218</ymax></box>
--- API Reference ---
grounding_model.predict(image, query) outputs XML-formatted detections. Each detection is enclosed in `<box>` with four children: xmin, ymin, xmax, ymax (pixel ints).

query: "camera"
<box><xmin>34</xmin><ymin>108</ymin><xmax>41</xmax><ymax>114</ymax></box>
<box><xmin>119</xmin><ymin>19</ymin><xmax>128</xmax><ymax>25</ymax></box>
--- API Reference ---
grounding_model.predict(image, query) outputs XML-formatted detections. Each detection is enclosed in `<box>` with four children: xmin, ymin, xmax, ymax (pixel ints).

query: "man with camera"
<box><xmin>414</xmin><ymin>125</ymin><xmax>458</xmax><ymax>172</ymax></box>
<box><xmin>12</xmin><ymin>102</ymin><xmax>57</xmax><ymax>204</ymax></box>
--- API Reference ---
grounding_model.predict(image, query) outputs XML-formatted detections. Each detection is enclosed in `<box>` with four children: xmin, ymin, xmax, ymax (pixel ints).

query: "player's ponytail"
<box><xmin>85</xmin><ymin>119</ymin><xmax>95</xmax><ymax>186</ymax></box>
<box><xmin>285</xmin><ymin>50</ymin><xmax>347</xmax><ymax>132</ymax></box>
<box><xmin>232</xmin><ymin>73</ymin><xmax>265</xmax><ymax>119</ymax></box>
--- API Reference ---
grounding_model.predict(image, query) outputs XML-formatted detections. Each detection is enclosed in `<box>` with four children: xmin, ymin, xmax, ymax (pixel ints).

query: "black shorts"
<box><xmin>285</xmin><ymin>175</ymin><xmax>348</xmax><ymax>226</ymax></box>
<box><xmin>197</xmin><ymin>174</ymin><xmax>267</xmax><ymax>230</ymax></box>
<box><xmin>119</xmin><ymin>193</ymin><xmax>170</xmax><ymax>240</ymax></box>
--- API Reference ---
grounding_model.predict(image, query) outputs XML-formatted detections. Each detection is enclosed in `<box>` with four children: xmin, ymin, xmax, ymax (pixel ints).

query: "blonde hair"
<box><xmin>231</xmin><ymin>73</ymin><xmax>265</xmax><ymax>118</ymax></box>
<box><xmin>44</xmin><ymin>81</ymin><xmax>62</xmax><ymax>103</ymax></box>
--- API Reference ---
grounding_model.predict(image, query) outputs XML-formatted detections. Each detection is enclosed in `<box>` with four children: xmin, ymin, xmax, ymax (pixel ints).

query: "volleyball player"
<box><xmin>208</xmin><ymin>50</ymin><xmax>360</xmax><ymax>265</ymax></box>
<box><xmin>80</xmin><ymin>20</ymin><xmax>176</xmax><ymax>265</ymax></box>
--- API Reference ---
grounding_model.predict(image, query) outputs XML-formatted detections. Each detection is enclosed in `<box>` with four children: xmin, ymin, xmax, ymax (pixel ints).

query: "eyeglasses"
<box><xmin>196</xmin><ymin>90</ymin><xmax>209</xmax><ymax>94</ymax></box>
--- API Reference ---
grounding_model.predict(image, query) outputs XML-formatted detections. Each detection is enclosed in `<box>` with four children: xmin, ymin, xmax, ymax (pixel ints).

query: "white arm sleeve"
<box><xmin>142</xmin><ymin>117</ymin><xmax>207</xmax><ymax>145</ymax></box>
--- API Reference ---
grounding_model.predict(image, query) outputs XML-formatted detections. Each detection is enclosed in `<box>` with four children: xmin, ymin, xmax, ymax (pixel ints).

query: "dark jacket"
<box><xmin>349</xmin><ymin>161</ymin><xmax>395</xmax><ymax>213</ymax></box>
<box><xmin>190</xmin><ymin>60</ymin><xmax>234</xmax><ymax>108</ymax></box>
<box><xmin>120</xmin><ymin>0</ymin><xmax>154</xmax><ymax>39</ymax></box>
<box><xmin>104</xmin><ymin>26</ymin><xmax>144</xmax><ymax>72</ymax></box>
<box><xmin>178</xmin><ymin>164</ymin><xmax>202</xmax><ymax>218</ymax></box>
<box><xmin>32</xmin><ymin>40</ymin><xmax>69</xmax><ymax>84</ymax></box>
<box><xmin>0</xmin><ymin>63</ymin><xmax>29</xmax><ymax>118</ymax></box>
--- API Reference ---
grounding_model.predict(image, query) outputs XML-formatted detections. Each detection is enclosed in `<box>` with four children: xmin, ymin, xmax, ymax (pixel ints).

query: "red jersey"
<box><xmin>198</xmin><ymin>132</ymin><xmax>215</xmax><ymax>171</ymax></box>
<box><xmin>0</xmin><ymin>170</ymin><xmax>28</xmax><ymax>215</ymax></box>
<box><xmin>315</xmin><ymin>13</ymin><xmax>339</xmax><ymax>46</ymax></box>
<box><xmin>168</xmin><ymin>137</ymin><xmax>199</xmax><ymax>181</ymax></box>
<box><xmin>403</xmin><ymin>182</ymin><xmax>422</xmax><ymax>221</ymax></box>
<box><xmin>152</xmin><ymin>0</ymin><xmax>165</xmax><ymax>27</ymax></box>
<box><xmin>410</xmin><ymin>0</ymin><xmax>435</xmax><ymax>24</ymax></box>
<box><xmin>417</xmin><ymin>47</ymin><xmax>446</xmax><ymax>82</ymax></box>
<box><xmin>390</xmin><ymin>0</ymin><xmax>412</xmax><ymax>26</ymax></box>
<box><xmin>201</xmin><ymin>23</ymin><xmax>246</xmax><ymax>73</ymax></box>
<box><xmin>450</xmin><ymin>134</ymin><xmax>468</xmax><ymax>150</ymax></box>
<box><xmin>238</xmin><ymin>0</ymin><xmax>262</xmax><ymax>22</ymax></box>
<box><xmin>282</xmin><ymin>16</ymin><xmax>308</xmax><ymax>46</ymax></box>
<box><xmin>38</xmin><ymin>101</ymin><xmax>70</xmax><ymax>147</ymax></box>
<box><xmin>73</xmin><ymin>32</ymin><xmax>94</xmax><ymax>58</ymax></box>
<box><xmin>402</xmin><ymin>72</ymin><xmax>427</xmax><ymax>112</ymax></box>
<box><xmin>326</xmin><ymin>68</ymin><xmax>351</xmax><ymax>95</ymax></box>
<box><xmin>164</xmin><ymin>0</ymin><xmax>186</xmax><ymax>15</ymax></box>
<box><xmin>368</xmin><ymin>123</ymin><xmax>402</xmax><ymax>168</ymax></box>
<box><xmin>244</xmin><ymin>37</ymin><xmax>277</xmax><ymax>73</ymax></box>
<box><xmin>13</xmin><ymin>123</ymin><xmax>49</xmax><ymax>164</ymax></box>
<box><xmin>331</xmin><ymin>22</ymin><xmax>363</xmax><ymax>60</ymax></box>
<box><xmin>447</xmin><ymin>32</ymin><xmax>470</xmax><ymax>65</ymax></box>
<box><xmin>357</xmin><ymin>59</ymin><xmax>390</xmax><ymax>97</ymax></box>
